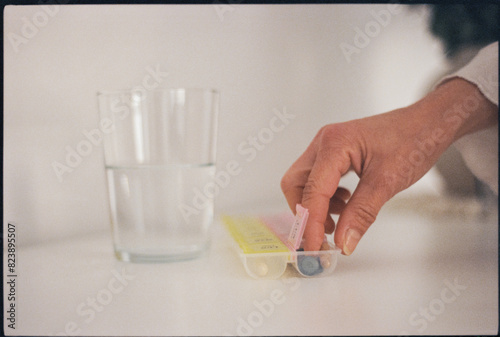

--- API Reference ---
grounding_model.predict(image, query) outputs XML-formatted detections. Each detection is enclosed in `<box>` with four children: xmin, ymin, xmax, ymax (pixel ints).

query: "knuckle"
<box><xmin>302</xmin><ymin>177</ymin><xmax>329</xmax><ymax>204</ymax></box>
<box><xmin>280</xmin><ymin>172</ymin><xmax>294</xmax><ymax>194</ymax></box>
<box><xmin>319</xmin><ymin>123</ymin><xmax>353</xmax><ymax>145</ymax></box>
<box><xmin>316</xmin><ymin>123</ymin><xmax>356</xmax><ymax>173</ymax></box>
<box><xmin>301</xmin><ymin>182</ymin><xmax>315</xmax><ymax>203</ymax></box>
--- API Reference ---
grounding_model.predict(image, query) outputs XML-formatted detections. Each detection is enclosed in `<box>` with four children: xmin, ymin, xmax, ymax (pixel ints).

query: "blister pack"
<box><xmin>222</xmin><ymin>205</ymin><xmax>341</xmax><ymax>279</ymax></box>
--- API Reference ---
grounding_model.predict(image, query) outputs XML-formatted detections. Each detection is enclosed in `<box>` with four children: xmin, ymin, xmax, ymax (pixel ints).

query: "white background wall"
<box><xmin>4</xmin><ymin>4</ymin><xmax>448</xmax><ymax>246</ymax></box>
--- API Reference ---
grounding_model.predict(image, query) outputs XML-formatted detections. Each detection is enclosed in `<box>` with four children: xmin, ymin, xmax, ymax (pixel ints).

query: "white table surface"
<box><xmin>3</xmin><ymin>194</ymin><xmax>498</xmax><ymax>336</ymax></box>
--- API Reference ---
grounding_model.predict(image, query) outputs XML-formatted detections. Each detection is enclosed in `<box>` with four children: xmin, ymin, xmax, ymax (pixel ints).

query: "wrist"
<box><xmin>419</xmin><ymin>77</ymin><xmax>498</xmax><ymax>143</ymax></box>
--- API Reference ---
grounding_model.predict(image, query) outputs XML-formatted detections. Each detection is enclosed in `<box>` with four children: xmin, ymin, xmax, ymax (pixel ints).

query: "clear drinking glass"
<box><xmin>97</xmin><ymin>88</ymin><xmax>219</xmax><ymax>262</ymax></box>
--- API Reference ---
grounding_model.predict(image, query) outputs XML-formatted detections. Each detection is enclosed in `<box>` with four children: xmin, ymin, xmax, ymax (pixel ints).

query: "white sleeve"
<box><xmin>437</xmin><ymin>41</ymin><xmax>498</xmax><ymax>106</ymax></box>
<box><xmin>436</xmin><ymin>42</ymin><xmax>499</xmax><ymax>195</ymax></box>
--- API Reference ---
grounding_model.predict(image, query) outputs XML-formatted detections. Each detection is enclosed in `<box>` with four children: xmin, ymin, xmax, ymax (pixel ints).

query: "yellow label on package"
<box><xmin>222</xmin><ymin>215</ymin><xmax>290</xmax><ymax>254</ymax></box>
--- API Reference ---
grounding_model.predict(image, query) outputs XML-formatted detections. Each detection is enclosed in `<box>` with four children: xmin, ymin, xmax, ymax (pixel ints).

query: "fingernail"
<box><xmin>343</xmin><ymin>228</ymin><xmax>362</xmax><ymax>256</ymax></box>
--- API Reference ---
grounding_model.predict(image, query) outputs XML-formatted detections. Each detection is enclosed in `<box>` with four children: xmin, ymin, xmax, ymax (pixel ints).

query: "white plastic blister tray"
<box><xmin>222</xmin><ymin>210</ymin><xmax>341</xmax><ymax>279</ymax></box>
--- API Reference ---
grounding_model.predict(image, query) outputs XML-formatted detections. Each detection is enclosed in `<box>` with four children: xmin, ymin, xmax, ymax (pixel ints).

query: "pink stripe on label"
<box><xmin>287</xmin><ymin>204</ymin><xmax>309</xmax><ymax>250</ymax></box>
<box><xmin>260</xmin><ymin>213</ymin><xmax>294</xmax><ymax>247</ymax></box>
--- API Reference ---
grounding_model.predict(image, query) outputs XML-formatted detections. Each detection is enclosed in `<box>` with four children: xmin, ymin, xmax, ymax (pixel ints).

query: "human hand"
<box><xmin>281</xmin><ymin>78</ymin><xmax>497</xmax><ymax>254</ymax></box>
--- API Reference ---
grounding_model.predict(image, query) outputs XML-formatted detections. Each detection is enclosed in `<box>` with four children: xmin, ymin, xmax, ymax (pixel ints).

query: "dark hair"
<box><xmin>428</xmin><ymin>4</ymin><xmax>499</xmax><ymax>58</ymax></box>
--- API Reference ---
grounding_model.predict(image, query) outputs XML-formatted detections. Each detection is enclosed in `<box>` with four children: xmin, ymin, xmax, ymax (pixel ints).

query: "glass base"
<box><xmin>114</xmin><ymin>244</ymin><xmax>209</xmax><ymax>263</ymax></box>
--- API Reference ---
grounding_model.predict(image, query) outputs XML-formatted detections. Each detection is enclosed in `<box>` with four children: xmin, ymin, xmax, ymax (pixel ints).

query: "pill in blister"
<box><xmin>297</xmin><ymin>248</ymin><xmax>323</xmax><ymax>276</ymax></box>
<box><xmin>319</xmin><ymin>241</ymin><xmax>332</xmax><ymax>268</ymax></box>
<box><xmin>319</xmin><ymin>255</ymin><xmax>331</xmax><ymax>269</ymax></box>
<box><xmin>256</xmin><ymin>262</ymin><xmax>269</xmax><ymax>277</ymax></box>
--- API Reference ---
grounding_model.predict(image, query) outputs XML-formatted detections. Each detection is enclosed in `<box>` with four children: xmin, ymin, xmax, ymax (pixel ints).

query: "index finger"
<box><xmin>280</xmin><ymin>132</ymin><xmax>321</xmax><ymax>215</ymax></box>
<box><xmin>301</xmin><ymin>151</ymin><xmax>344</xmax><ymax>251</ymax></box>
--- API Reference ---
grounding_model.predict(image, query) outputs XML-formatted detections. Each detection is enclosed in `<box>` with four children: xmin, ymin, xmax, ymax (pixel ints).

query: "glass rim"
<box><xmin>96</xmin><ymin>87</ymin><xmax>219</xmax><ymax>97</ymax></box>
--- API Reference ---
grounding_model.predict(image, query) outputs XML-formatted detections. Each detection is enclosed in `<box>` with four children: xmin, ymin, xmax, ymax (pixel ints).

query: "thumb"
<box><xmin>334</xmin><ymin>177</ymin><xmax>390</xmax><ymax>256</ymax></box>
